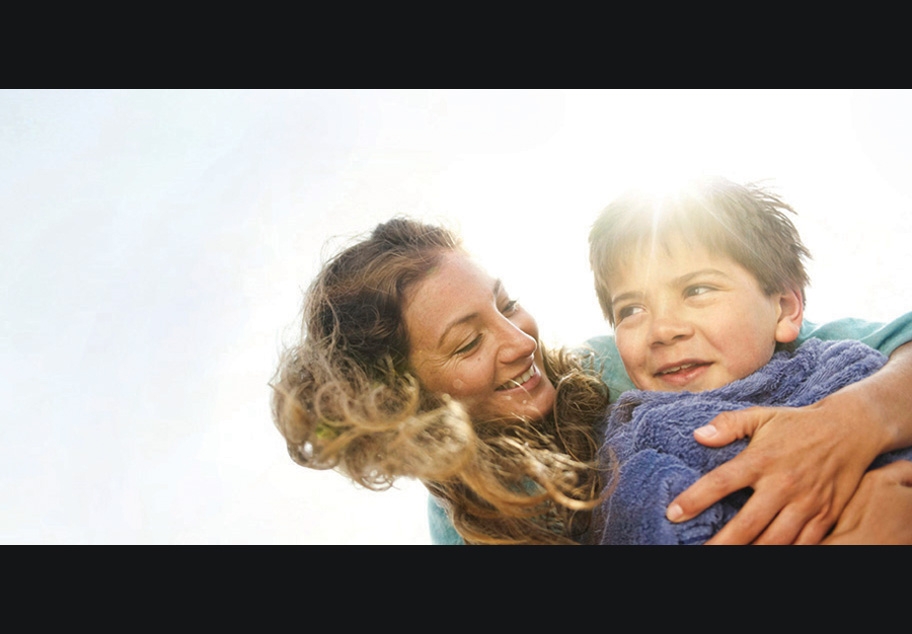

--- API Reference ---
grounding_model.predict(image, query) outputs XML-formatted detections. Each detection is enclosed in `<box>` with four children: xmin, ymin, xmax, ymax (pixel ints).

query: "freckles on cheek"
<box><xmin>448</xmin><ymin>357</ymin><xmax>487</xmax><ymax>398</ymax></box>
<box><xmin>449</xmin><ymin>370</ymin><xmax>477</xmax><ymax>396</ymax></box>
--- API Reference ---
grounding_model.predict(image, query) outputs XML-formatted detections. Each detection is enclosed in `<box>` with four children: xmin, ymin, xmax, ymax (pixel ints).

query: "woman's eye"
<box><xmin>501</xmin><ymin>299</ymin><xmax>519</xmax><ymax>314</ymax></box>
<box><xmin>455</xmin><ymin>336</ymin><xmax>481</xmax><ymax>355</ymax></box>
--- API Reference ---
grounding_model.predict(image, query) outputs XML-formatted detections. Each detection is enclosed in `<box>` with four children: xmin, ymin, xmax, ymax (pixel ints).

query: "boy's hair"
<box><xmin>589</xmin><ymin>177</ymin><xmax>812</xmax><ymax>326</ymax></box>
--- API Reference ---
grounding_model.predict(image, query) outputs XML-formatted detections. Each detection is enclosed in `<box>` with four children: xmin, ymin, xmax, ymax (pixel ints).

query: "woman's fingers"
<box><xmin>670</xmin><ymin>404</ymin><xmax>875</xmax><ymax>545</ymax></box>
<box><xmin>703</xmin><ymin>492</ymin><xmax>779</xmax><ymax>545</ymax></box>
<box><xmin>823</xmin><ymin>461</ymin><xmax>912</xmax><ymax>545</ymax></box>
<box><xmin>666</xmin><ymin>408</ymin><xmax>770</xmax><ymax>523</ymax></box>
<box><xmin>692</xmin><ymin>408</ymin><xmax>764</xmax><ymax>447</ymax></box>
<box><xmin>881</xmin><ymin>459</ymin><xmax>912</xmax><ymax>485</ymax></box>
<box><xmin>666</xmin><ymin>454</ymin><xmax>756</xmax><ymax>523</ymax></box>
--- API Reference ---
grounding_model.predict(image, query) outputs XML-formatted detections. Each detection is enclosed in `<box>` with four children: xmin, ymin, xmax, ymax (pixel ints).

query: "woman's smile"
<box><xmin>496</xmin><ymin>364</ymin><xmax>540</xmax><ymax>391</ymax></box>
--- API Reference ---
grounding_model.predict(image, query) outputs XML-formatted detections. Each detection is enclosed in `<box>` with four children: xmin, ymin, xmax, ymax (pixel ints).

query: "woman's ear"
<box><xmin>774</xmin><ymin>287</ymin><xmax>804</xmax><ymax>344</ymax></box>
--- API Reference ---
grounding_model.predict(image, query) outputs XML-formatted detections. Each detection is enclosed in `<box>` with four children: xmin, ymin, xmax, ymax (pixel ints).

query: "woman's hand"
<box><xmin>665</xmin><ymin>342</ymin><xmax>912</xmax><ymax>545</ymax></box>
<box><xmin>665</xmin><ymin>403</ymin><xmax>881</xmax><ymax>544</ymax></box>
<box><xmin>823</xmin><ymin>461</ymin><xmax>912</xmax><ymax>545</ymax></box>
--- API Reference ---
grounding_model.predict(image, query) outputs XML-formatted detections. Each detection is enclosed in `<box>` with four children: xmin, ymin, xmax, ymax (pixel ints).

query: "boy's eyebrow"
<box><xmin>437</xmin><ymin>279</ymin><xmax>502</xmax><ymax>348</ymax></box>
<box><xmin>610</xmin><ymin>290</ymin><xmax>644</xmax><ymax>306</ymax></box>
<box><xmin>671</xmin><ymin>268</ymin><xmax>730</xmax><ymax>286</ymax></box>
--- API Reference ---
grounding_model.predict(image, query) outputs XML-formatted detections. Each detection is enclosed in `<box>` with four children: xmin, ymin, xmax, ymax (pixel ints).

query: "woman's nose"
<box><xmin>497</xmin><ymin>319</ymin><xmax>538</xmax><ymax>363</ymax></box>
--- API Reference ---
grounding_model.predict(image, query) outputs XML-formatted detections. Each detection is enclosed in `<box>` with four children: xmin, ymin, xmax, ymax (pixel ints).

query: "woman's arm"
<box><xmin>666</xmin><ymin>340</ymin><xmax>912</xmax><ymax>544</ymax></box>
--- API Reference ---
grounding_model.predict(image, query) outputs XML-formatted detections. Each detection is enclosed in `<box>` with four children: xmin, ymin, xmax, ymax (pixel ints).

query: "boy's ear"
<box><xmin>774</xmin><ymin>287</ymin><xmax>804</xmax><ymax>344</ymax></box>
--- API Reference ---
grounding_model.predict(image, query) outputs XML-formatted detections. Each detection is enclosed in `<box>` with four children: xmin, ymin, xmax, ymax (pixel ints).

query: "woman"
<box><xmin>272</xmin><ymin>217</ymin><xmax>912</xmax><ymax>544</ymax></box>
<box><xmin>271</xmin><ymin>218</ymin><xmax>608</xmax><ymax>544</ymax></box>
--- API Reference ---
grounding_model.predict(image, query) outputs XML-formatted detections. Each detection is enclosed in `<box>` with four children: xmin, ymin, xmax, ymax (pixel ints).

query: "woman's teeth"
<box><xmin>496</xmin><ymin>366</ymin><xmax>535</xmax><ymax>391</ymax></box>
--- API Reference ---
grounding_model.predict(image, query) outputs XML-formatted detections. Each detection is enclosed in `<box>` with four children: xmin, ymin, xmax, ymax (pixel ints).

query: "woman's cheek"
<box><xmin>450</xmin><ymin>370</ymin><xmax>481</xmax><ymax>398</ymax></box>
<box><xmin>447</xmin><ymin>361</ymin><xmax>493</xmax><ymax>408</ymax></box>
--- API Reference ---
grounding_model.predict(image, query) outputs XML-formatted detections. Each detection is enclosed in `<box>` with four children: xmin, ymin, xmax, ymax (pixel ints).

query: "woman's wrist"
<box><xmin>865</xmin><ymin>341</ymin><xmax>912</xmax><ymax>453</ymax></box>
<box><xmin>810</xmin><ymin>341</ymin><xmax>912</xmax><ymax>459</ymax></box>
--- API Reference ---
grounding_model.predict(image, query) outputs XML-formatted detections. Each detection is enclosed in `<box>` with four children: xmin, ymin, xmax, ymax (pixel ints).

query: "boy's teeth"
<box><xmin>497</xmin><ymin>366</ymin><xmax>535</xmax><ymax>390</ymax></box>
<box><xmin>659</xmin><ymin>363</ymin><xmax>695</xmax><ymax>375</ymax></box>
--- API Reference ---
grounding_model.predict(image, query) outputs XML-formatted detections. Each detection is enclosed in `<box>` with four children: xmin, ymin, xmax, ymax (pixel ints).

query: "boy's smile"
<box><xmin>608</xmin><ymin>239</ymin><xmax>803</xmax><ymax>393</ymax></box>
<box><xmin>652</xmin><ymin>359</ymin><xmax>713</xmax><ymax>388</ymax></box>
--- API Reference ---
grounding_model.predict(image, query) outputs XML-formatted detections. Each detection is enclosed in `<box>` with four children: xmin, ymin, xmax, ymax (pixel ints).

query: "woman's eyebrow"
<box><xmin>436</xmin><ymin>279</ymin><xmax>502</xmax><ymax>348</ymax></box>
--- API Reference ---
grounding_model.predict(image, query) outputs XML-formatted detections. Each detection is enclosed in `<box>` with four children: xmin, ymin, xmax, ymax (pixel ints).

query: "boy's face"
<box><xmin>607</xmin><ymin>239</ymin><xmax>802</xmax><ymax>392</ymax></box>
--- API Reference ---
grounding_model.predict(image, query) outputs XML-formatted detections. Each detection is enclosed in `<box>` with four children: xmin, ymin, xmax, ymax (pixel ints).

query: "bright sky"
<box><xmin>2</xmin><ymin>89</ymin><xmax>910</xmax><ymax>544</ymax></box>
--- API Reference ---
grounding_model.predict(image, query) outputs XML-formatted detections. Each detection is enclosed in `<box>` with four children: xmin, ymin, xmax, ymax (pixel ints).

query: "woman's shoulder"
<box><xmin>427</xmin><ymin>495</ymin><xmax>465</xmax><ymax>545</ymax></box>
<box><xmin>799</xmin><ymin>313</ymin><xmax>912</xmax><ymax>356</ymax></box>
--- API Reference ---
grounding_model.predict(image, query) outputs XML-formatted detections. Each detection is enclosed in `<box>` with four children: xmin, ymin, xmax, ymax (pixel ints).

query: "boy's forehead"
<box><xmin>607</xmin><ymin>237</ymin><xmax>741</xmax><ymax>289</ymax></box>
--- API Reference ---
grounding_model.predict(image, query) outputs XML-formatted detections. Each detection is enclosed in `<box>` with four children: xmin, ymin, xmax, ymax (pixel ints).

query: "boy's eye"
<box><xmin>685</xmin><ymin>285</ymin><xmax>714</xmax><ymax>297</ymax></box>
<box><xmin>615</xmin><ymin>305</ymin><xmax>644</xmax><ymax>322</ymax></box>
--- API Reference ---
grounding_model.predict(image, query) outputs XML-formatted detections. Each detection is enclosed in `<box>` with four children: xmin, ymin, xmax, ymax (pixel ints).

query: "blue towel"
<box><xmin>595</xmin><ymin>338</ymin><xmax>910</xmax><ymax>545</ymax></box>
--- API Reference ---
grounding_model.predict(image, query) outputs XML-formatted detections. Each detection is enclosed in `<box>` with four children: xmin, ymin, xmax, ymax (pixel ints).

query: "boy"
<box><xmin>587</xmin><ymin>177</ymin><xmax>912</xmax><ymax>545</ymax></box>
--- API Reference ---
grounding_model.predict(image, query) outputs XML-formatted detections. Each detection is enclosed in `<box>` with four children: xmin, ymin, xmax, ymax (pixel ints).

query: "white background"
<box><xmin>2</xmin><ymin>89</ymin><xmax>910</xmax><ymax>544</ymax></box>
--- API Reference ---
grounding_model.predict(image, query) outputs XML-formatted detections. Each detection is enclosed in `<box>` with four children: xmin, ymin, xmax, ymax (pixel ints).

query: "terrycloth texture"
<box><xmin>596</xmin><ymin>338</ymin><xmax>911</xmax><ymax>545</ymax></box>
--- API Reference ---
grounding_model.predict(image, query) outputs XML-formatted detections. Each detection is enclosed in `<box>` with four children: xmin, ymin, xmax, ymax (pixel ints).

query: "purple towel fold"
<box><xmin>595</xmin><ymin>338</ymin><xmax>907</xmax><ymax>545</ymax></box>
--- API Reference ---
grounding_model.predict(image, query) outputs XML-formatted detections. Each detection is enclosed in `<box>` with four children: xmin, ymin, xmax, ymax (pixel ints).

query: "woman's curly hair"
<box><xmin>271</xmin><ymin>217</ymin><xmax>610</xmax><ymax>544</ymax></box>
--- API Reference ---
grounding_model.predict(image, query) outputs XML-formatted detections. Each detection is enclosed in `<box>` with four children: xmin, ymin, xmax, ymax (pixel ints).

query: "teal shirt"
<box><xmin>428</xmin><ymin>313</ymin><xmax>912</xmax><ymax>544</ymax></box>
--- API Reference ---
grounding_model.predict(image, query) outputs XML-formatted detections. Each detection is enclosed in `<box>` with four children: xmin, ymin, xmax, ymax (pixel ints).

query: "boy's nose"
<box><xmin>649</xmin><ymin>311</ymin><xmax>693</xmax><ymax>346</ymax></box>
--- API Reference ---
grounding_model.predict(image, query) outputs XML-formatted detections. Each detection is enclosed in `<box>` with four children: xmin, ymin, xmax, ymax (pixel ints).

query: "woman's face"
<box><xmin>403</xmin><ymin>251</ymin><xmax>556</xmax><ymax>422</ymax></box>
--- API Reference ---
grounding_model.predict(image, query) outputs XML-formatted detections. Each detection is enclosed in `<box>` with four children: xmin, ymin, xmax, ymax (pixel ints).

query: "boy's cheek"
<box><xmin>614</xmin><ymin>333</ymin><xmax>638</xmax><ymax>369</ymax></box>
